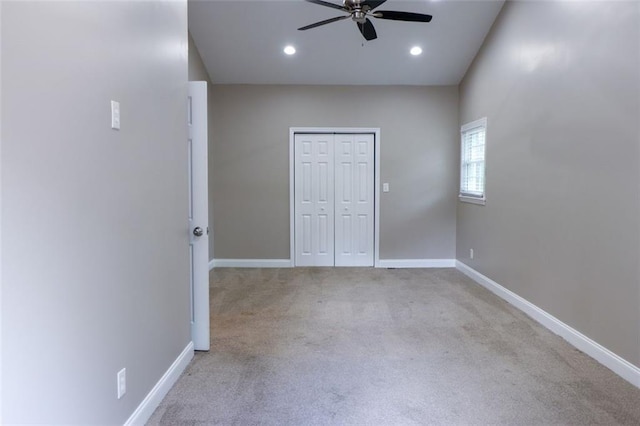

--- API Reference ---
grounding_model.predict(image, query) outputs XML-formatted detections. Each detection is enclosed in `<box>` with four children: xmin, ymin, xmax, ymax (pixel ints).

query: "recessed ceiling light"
<box><xmin>410</xmin><ymin>46</ymin><xmax>423</xmax><ymax>56</ymax></box>
<box><xmin>284</xmin><ymin>45</ymin><xmax>296</xmax><ymax>55</ymax></box>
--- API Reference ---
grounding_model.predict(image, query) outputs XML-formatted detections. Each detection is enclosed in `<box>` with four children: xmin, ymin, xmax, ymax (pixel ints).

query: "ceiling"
<box><xmin>188</xmin><ymin>0</ymin><xmax>505</xmax><ymax>86</ymax></box>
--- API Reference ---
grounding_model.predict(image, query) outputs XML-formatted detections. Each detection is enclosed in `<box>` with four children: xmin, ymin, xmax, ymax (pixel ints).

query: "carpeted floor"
<box><xmin>147</xmin><ymin>267</ymin><xmax>640</xmax><ymax>425</ymax></box>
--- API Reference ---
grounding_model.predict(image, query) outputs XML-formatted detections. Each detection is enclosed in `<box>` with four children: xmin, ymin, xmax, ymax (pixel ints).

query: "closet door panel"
<box><xmin>335</xmin><ymin>134</ymin><xmax>374</xmax><ymax>267</ymax></box>
<box><xmin>294</xmin><ymin>134</ymin><xmax>335</xmax><ymax>266</ymax></box>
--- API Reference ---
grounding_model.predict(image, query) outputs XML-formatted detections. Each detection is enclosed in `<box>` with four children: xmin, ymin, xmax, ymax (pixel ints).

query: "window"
<box><xmin>459</xmin><ymin>117</ymin><xmax>487</xmax><ymax>205</ymax></box>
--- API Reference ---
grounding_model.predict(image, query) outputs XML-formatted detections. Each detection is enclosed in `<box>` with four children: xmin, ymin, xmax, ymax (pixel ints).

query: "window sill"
<box><xmin>459</xmin><ymin>195</ymin><xmax>486</xmax><ymax>205</ymax></box>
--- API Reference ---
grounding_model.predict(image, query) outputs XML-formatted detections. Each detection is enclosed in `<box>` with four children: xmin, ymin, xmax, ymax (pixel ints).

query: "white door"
<box><xmin>294</xmin><ymin>133</ymin><xmax>374</xmax><ymax>267</ymax></box>
<box><xmin>335</xmin><ymin>134</ymin><xmax>374</xmax><ymax>266</ymax></box>
<box><xmin>294</xmin><ymin>134</ymin><xmax>335</xmax><ymax>266</ymax></box>
<box><xmin>188</xmin><ymin>82</ymin><xmax>210</xmax><ymax>351</ymax></box>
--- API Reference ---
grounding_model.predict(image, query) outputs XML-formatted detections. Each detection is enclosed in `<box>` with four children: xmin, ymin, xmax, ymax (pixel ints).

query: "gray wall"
<box><xmin>1</xmin><ymin>1</ymin><xmax>191</xmax><ymax>423</ymax></box>
<box><xmin>189</xmin><ymin>31</ymin><xmax>211</xmax><ymax>82</ymax></box>
<box><xmin>209</xmin><ymin>85</ymin><xmax>458</xmax><ymax>260</ymax></box>
<box><xmin>458</xmin><ymin>1</ymin><xmax>640</xmax><ymax>367</ymax></box>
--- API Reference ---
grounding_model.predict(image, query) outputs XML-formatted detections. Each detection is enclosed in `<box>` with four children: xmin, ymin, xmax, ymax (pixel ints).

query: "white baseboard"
<box><xmin>210</xmin><ymin>259</ymin><xmax>456</xmax><ymax>269</ymax></box>
<box><xmin>124</xmin><ymin>341</ymin><xmax>194</xmax><ymax>426</ymax></box>
<box><xmin>210</xmin><ymin>259</ymin><xmax>294</xmax><ymax>269</ymax></box>
<box><xmin>456</xmin><ymin>261</ymin><xmax>640</xmax><ymax>389</ymax></box>
<box><xmin>378</xmin><ymin>259</ymin><xmax>456</xmax><ymax>268</ymax></box>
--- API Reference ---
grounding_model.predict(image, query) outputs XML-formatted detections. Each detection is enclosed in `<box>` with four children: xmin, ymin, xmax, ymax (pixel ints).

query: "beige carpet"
<box><xmin>148</xmin><ymin>267</ymin><xmax>640</xmax><ymax>425</ymax></box>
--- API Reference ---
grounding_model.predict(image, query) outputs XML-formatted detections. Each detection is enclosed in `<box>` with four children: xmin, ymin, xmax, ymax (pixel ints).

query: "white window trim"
<box><xmin>459</xmin><ymin>195</ymin><xmax>486</xmax><ymax>205</ymax></box>
<box><xmin>459</xmin><ymin>117</ymin><xmax>487</xmax><ymax>205</ymax></box>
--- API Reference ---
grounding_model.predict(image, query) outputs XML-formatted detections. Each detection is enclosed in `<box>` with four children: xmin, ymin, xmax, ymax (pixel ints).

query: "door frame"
<box><xmin>289</xmin><ymin>127</ymin><xmax>381</xmax><ymax>267</ymax></box>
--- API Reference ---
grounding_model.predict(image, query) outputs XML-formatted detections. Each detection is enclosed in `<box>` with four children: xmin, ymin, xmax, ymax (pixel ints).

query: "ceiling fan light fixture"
<box><xmin>410</xmin><ymin>46</ymin><xmax>423</xmax><ymax>56</ymax></box>
<box><xmin>284</xmin><ymin>45</ymin><xmax>296</xmax><ymax>55</ymax></box>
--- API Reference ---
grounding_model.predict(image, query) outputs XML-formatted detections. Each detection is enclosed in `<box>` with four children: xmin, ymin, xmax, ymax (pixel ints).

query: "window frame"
<box><xmin>459</xmin><ymin>117</ymin><xmax>487</xmax><ymax>205</ymax></box>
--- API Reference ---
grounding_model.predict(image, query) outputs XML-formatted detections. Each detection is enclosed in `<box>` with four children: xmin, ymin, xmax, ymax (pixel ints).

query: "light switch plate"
<box><xmin>111</xmin><ymin>100</ymin><xmax>120</xmax><ymax>130</ymax></box>
<box><xmin>383</xmin><ymin>183</ymin><xmax>389</xmax><ymax>193</ymax></box>
<box><xmin>117</xmin><ymin>368</ymin><xmax>126</xmax><ymax>399</ymax></box>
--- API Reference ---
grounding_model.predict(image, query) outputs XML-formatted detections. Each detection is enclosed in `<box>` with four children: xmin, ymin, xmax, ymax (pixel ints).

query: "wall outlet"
<box><xmin>470</xmin><ymin>248</ymin><xmax>474</xmax><ymax>259</ymax></box>
<box><xmin>117</xmin><ymin>368</ymin><xmax>126</xmax><ymax>399</ymax></box>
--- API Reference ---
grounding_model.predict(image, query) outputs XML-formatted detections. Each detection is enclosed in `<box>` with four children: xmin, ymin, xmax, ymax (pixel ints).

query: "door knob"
<box><xmin>193</xmin><ymin>226</ymin><xmax>204</xmax><ymax>237</ymax></box>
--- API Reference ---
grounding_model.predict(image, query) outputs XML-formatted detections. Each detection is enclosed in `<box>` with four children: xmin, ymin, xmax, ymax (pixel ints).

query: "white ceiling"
<box><xmin>188</xmin><ymin>0</ymin><xmax>505</xmax><ymax>86</ymax></box>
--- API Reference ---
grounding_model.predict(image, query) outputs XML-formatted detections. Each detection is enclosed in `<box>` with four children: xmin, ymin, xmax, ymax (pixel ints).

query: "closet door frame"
<box><xmin>289</xmin><ymin>127</ymin><xmax>381</xmax><ymax>267</ymax></box>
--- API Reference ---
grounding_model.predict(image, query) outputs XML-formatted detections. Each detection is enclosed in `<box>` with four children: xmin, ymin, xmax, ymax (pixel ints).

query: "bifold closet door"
<box><xmin>334</xmin><ymin>134</ymin><xmax>374</xmax><ymax>266</ymax></box>
<box><xmin>294</xmin><ymin>134</ymin><xmax>335</xmax><ymax>266</ymax></box>
<box><xmin>294</xmin><ymin>133</ymin><xmax>374</xmax><ymax>267</ymax></box>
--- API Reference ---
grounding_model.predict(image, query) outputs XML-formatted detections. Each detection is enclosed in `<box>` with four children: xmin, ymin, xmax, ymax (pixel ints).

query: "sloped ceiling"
<box><xmin>189</xmin><ymin>0</ymin><xmax>505</xmax><ymax>85</ymax></box>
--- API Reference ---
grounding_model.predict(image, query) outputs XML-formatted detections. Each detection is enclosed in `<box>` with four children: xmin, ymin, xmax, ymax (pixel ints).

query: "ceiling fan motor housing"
<box><xmin>343</xmin><ymin>0</ymin><xmax>362</xmax><ymax>8</ymax></box>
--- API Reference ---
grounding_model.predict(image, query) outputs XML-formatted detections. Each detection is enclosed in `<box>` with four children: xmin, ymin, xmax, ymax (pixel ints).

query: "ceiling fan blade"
<box><xmin>303</xmin><ymin>0</ymin><xmax>348</xmax><ymax>12</ymax></box>
<box><xmin>298</xmin><ymin>15</ymin><xmax>350</xmax><ymax>31</ymax></box>
<box><xmin>374</xmin><ymin>10</ymin><xmax>433</xmax><ymax>23</ymax></box>
<box><xmin>361</xmin><ymin>0</ymin><xmax>387</xmax><ymax>11</ymax></box>
<box><xmin>357</xmin><ymin>18</ymin><xmax>378</xmax><ymax>41</ymax></box>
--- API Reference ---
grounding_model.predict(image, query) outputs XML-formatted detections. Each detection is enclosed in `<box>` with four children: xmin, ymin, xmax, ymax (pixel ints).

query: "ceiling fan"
<box><xmin>298</xmin><ymin>0</ymin><xmax>433</xmax><ymax>41</ymax></box>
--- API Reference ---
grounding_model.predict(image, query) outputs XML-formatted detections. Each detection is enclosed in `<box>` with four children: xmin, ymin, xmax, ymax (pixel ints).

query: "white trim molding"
<box><xmin>124</xmin><ymin>341</ymin><xmax>194</xmax><ymax>426</ymax></box>
<box><xmin>378</xmin><ymin>259</ymin><xmax>456</xmax><ymax>268</ymax></box>
<box><xmin>211</xmin><ymin>259</ymin><xmax>293</xmax><ymax>268</ymax></box>
<box><xmin>210</xmin><ymin>259</ymin><xmax>457</xmax><ymax>269</ymax></box>
<box><xmin>459</xmin><ymin>195</ymin><xmax>486</xmax><ymax>205</ymax></box>
<box><xmin>456</xmin><ymin>261</ymin><xmax>640</xmax><ymax>389</ymax></box>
